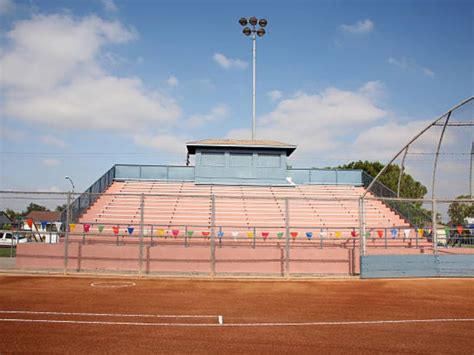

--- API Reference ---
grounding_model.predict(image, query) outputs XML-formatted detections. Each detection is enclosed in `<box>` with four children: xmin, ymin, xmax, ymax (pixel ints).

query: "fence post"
<box><xmin>253</xmin><ymin>226</ymin><xmax>256</xmax><ymax>249</ymax></box>
<box><xmin>432</xmin><ymin>198</ymin><xmax>438</xmax><ymax>254</ymax></box>
<box><xmin>359</xmin><ymin>197</ymin><xmax>366</xmax><ymax>257</ymax></box>
<box><xmin>210</xmin><ymin>194</ymin><xmax>216</xmax><ymax>278</ymax></box>
<box><xmin>285</xmin><ymin>198</ymin><xmax>290</xmax><ymax>279</ymax></box>
<box><xmin>138</xmin><ymin>193</ymin><xmax>144</xmax><ymax>275</ymax></box>
<box><xmin>63</xmin><ymin>191</ymin><xmax>71</xmax><ymax>275</ymax></box>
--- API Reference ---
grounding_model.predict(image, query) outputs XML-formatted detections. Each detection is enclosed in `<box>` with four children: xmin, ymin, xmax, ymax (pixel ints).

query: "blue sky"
<box><xmin>0</xmin><ymin>0</ymin><xmax>472</xmax><ymax>195</ymax></box>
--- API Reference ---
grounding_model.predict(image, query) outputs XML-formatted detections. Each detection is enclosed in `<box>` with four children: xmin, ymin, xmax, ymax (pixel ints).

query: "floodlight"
<box><xmin>239</xmin><ymin>17</ymin><xmax>248</xmax><ymax>26</ymax></box>
<box><xmin>249</xmin><ymin>16</ymin><xmax>257</xmax><ymax>26</ymax></box>
<box><xmin>256</xmin><ymin>28</ymin><xmax>266</xmax><ymax>37</ymax></box>
<box><xmin>243</xmin><ymin>27</ymin><xmax>251</xmax><ymax>36</ymax></box>
<box><xmin>258</xmin><ymin>19</ymin><xmax>267</xmax><ymax>27</ymax></box>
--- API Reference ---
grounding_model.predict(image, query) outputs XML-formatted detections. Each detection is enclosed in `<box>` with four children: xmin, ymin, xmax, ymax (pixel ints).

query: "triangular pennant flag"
<box><xmin>157</xmin><ymin>229</ymin><xmax>165</xmax><ymax>237</ymax></box>
<box><xmin>246</xmin><ymin>232</ymin><xmax>254</xmax><ymax>238</ymax></box>
<box><xmin>335</xmin><ymin>231</ymin><xmax>342</xmax><ymax>238</ymax></box>
<box><xmin>26</xmin><ymin>218</ymin><xmax>33</xmax><ymax>228</ymax></box>
<box><xmin>390</xmin><ymin>228</ymin><xmax>398</xmax><ymax>239</ymax></box>
<box><xmin>112</xmin><ymin>226</ymin><xmax>119</xmax><ymax>235</ymax></box>
<box><xmin>202</xmin><ymin>231</ymin><xmax>210</xmax><ymax>238</ymax></box>
<box><xmin>403</xmin><ymin>229</ymin><xmax>411</xmax><ymax>238</ymax></box>
<box><xmin>187</xmin><ymin>230</ymin><xmax>194</xmax><ymax>237</ymax></box>
<box><xmin>54</xmin><ymin>222</ymin><xmax>62</xmax><ymax>232</ymax></box>
<box><xmin>277</xmin><ymin>232</ymin><xmax>284</xmax><ymax>239</ymax></box>
<box><xmin>456</xmin><ymin>225</ymin><xmax>463</xmax><ymax>234</ymax></box>
<box><xmin>290</xmin><ymin>232</ymin><xmax>298</xmax><ymax>239</ymax></box>
<box><xmin>365</xmin><ymin>230</ymin><xmax>371</xmax><ymax>238</ymax></box>
<box><xmin>417</xmin><ymin>228</ymin><xmax>424</xmax><ymax>238</ymax></box>
<box><xmin>444</xmin><ymin>227</ymin><xmax>450</xmax><ymax>236</ymax></box>
<box><xmin>217</xmin><ymin>231</ymin><xmax>224</xmax><ymax>239</ymax></box>
<box><xmin>351</xmin><ymin>229</ymin><xmax>358</xmax><ymax>238</ymax></box>
<box><xmin>98</xmin><ymin>225</ymin><xmax>105</xmax><ymax>233</ymax></box>
<box><xmin>172</xmin><ymin>229</ymin><xmax>180</xmax><ymax>238</ymax></box>
<box><xmin>261</xmin><ymin>232</ymin><xmax>269</xmax><ymax>240</ymax></box>
<box><xmin>83</xmin><ymin>224</ymin><xmax>91</xmax><ymax>233</ymax></box>
<box><xmin>231</xmin><ymin>231</ymin><xmax>239</xmax><ymax>241</ymax></box>
<box><xmin>376</xmin><ymin>230</ymin><xmax>383</xmax><ymax>238</ymax></box>
<box><xmin>127</xmin><ymin>227</ymin><xmax>134</xmax><ymax>235</ymax></box>
<box><xmin>306</xmin><ymin>232</ymin><xmax>313</xmax><ymax>240</ymax></box>
<box><xmin>320</xmin><ymin>230</ymin><xmax>328</xmax><ymax>238</ymax></box>
<box><xmin>69</xmin><ymin>223</ymin><xmax>76</xmax><ymax>232</ymax></box>
<box><xmin>40</xmin><ymin>221</ymin><xmax>48</xmax><ymax>230</ymax></box>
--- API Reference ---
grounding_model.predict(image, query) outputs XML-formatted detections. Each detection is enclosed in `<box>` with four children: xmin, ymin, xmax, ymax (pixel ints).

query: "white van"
<box><xmin>0</xmin><ymin>232</ymin><xmax>28</xmax><ymax>246</ymax></box>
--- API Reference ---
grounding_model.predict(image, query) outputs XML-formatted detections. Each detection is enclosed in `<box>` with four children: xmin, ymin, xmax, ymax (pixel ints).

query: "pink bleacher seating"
<box><xmin>79</xmin><ymin>181</ymin><xmax>410</xmax><ymax>235</ymax></box>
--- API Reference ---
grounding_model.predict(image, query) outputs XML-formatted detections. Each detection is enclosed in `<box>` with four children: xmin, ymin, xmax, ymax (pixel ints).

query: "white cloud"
<box><xmin>227</xmin><ymin>82</ymin><xmax>388</xmax><ymax>159</ymax></box>
<box><xmin>267</xmin><ymin>90</ymin><xmax>283</xmax><ymax>102</ymax></box>
<box><xmin>166</xmin><ymin>75</ymin><xmax>179</xmax><ymax>87</ymax></box>
<box><xmin>340</xmin><ymin>19</ymin><xmax>374</xmax><ymax>34</ymax></box>
<box><xmin>186</xmin><ymin>103</ymin><xmax>229</xmax><ymax>128</ymax></box>
<box><xmin>133</xmin><ymin>133</ymin><xmax>190</xmax><ymax>155</ymax></box>
<box><xmin>0</xmin><ymin>0</ymin><xmax>14</xmax><ymax>14</ymax></box>
<box><xmin>213</xmin><ymin>53</ymin><xmax>248</xmax><ymax>69</ymax></box>
<box><xmin>0</xmin><ymin>14</ymin><xmax>181</xmax><ymax>132</ymax></box>
<box><xmin>101</xmin><ymin>0</ymin><xmax>118</xmax><ymax>12</ymax></box>
<box><xmin>42</xmin><ymin>158</ymin><xmax>61</xmax><ymax>167</ymax></box>
<box><xmin>40</xmin><ymin>135</ymin><xmax>67</xmax><ymax>148</ymax></box>
<box><xmin>388</xmin><ymin>57</ymin><xmax>435</xmax><ymax>78</ymax></box>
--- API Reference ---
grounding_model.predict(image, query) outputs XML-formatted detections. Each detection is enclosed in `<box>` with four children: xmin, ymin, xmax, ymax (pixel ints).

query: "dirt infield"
<box><xmin>0</xmin><ymin>276</ymin><xmax>473</xmax><ymax>354</ymax></box>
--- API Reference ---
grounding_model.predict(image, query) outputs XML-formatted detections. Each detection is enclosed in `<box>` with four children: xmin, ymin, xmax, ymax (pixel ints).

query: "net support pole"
<box><xmin>470</xmin><ymin>141</ymin><xmax>473</xmax><ymax>198</ymax></box>
<box><xmin>210</xmin><ymin>194</ymin><xmax>216</xmax><ymax>278</ymax></box>
<box><xmin>284</xmin><ymin>198</ymin><xmax>290</xmax><ymax>279</ymax></box>
<box><xmin>63</xmin><ymin>191</ymin><xmax>71</xmax><ymax>275</ymax></box>
<box><xmin>138</xmin><ymin>193</ymin><xmax>144</xmax><ymax>275</ymax></box>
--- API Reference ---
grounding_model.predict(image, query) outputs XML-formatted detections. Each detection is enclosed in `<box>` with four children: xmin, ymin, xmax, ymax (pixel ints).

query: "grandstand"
<box><xmin>80</xmin><ymin>181</ymin><xmax>407</xmax><ymax>232</ymax></box>
<box><xmin>15</xmin><ymin>139</ymin><xmax>431</xmax><ymax>276</ymax></box>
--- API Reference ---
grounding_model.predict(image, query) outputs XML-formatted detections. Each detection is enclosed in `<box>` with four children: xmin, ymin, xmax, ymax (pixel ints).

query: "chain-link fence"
<box><xmin>1</xmin><ymin>191</ymin><xmax>472</xmax><ymax>277</ymax></box>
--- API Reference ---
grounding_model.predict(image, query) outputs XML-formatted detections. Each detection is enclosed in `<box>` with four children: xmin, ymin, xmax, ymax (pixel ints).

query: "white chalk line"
<box><xmin>0</xmin><ymin>317</ymin><xmax>472</xmax><ymax>327</ymax></box>
<box><xmin>0</xmin><ymin>310</ymin><xmax>218</xmax><ymax>319</ymax></box>
<box><xmin>90</xmin><ymin>281</ymin><xmax>136</xmax><ymax>288</ymax></box>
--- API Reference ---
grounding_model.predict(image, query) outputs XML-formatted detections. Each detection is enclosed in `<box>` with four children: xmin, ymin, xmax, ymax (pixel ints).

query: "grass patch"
<box><xmin>0</xmin><ymin>248</ymin><xmax>15</xmax><ymax>257</ymax></box>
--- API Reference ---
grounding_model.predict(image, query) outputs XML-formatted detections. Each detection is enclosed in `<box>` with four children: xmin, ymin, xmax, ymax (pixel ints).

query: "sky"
<box><xmin>0</xmin><ymin>0</ymin><xmax>472</xmax><ymax>197</ymax></box>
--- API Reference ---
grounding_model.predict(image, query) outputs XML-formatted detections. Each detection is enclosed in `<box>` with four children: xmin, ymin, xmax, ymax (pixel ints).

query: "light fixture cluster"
<box><xmin>239</xmin><ymin>16</ymin><xmax>268</xmax><ymax>37</ymax></box>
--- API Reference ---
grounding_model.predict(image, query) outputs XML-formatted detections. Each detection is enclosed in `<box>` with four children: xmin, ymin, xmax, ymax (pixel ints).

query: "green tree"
<box><xmin>55</xmin><ymin>204</ymin><xmax>67</xmax><ymax>213</ymax></box>
<box><xmin>338</xmin><ymin>161</ymin><xmax>430</xmax><ymax>226</ymax></box>
<box><xmin>24</xmin><ymin>203</ymin><xmax>49</xmax><ymax>215</ymax></box>
<box><xmin>5</xmin><ymin>208</ymin><xmax>20</xmax><ymax>220</ymax></box>
<box><xmin>338</xmin><ymin>160</ymin><xmax>427</xmax><ymax>199</ymax></box>
<box><xmin>448</xmin><ymin>195</ymin><xmax>474</xmax><ymax>225</ymax></box>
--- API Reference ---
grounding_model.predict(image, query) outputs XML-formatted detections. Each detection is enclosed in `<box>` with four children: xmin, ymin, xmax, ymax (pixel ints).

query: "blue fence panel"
<box><xmin>310</xmin><ymin>170</ymin><xmax>337</xmax><ymax>184</ymax></box>
<box><xmin>438</xmin><ymin>255</ymin><xmax>474</xmax><ymax>277</ymax></box>
<box><xmin>168</xmin><ymin>166</ymin><xmax>195</xmax><ymax>181</ymax></box>
<box><xmin>289</xmin><ymin>169</ymin><xmax>311</xmax><ymax>184</ymax></box>
<box><xmin>361</xmin><ymin>254</ymin><xmax>474</xmax><ymax>278</ymax></box>
<box><xmin>115</xmin><ymin>165</ymin><xmax>141</xmax><ymax>179</ymax></box>
<box><xmin>337</xmin><ymin>170</ymin><xmax>364</xmax><ymax>185</ymax></box>
<box><xmin>140</xmin><ymin>166</ymin><xmax>168</xmax><ymax>180</ymax></box>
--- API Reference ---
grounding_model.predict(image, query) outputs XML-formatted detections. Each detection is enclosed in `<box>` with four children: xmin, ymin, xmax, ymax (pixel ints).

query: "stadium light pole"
<box><xmin>239</xmin><ymin>16</ymin><xmax>267</xmax><ymax>140</ymax></box>
<box><xmin>470</xmin><ymin>141</ymin><xmax>473</xmax><ymax>198</ymax></box>
<box><xmin>65</xmin><ymin>176</ymin><xmax>75</xmax><ymax>194</ymax></box>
